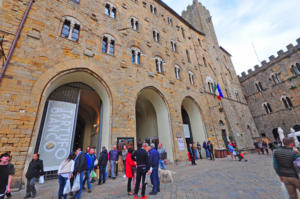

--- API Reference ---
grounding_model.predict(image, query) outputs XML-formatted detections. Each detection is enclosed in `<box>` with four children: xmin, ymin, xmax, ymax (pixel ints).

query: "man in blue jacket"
<box><xmin>83</xmin><ymin>147</ymin><xmax>94</xmax><ymax>193</ymax></box>
<box><xmin>149</xmin><ymin>143</ymin><xmax>160</xmax><ymax>195</ymax></box>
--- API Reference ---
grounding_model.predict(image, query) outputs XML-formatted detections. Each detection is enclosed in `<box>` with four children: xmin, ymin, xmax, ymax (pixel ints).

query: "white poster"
<box><xmin>177</xmin><ymin>138</ymin><xmax>185</xmax><ymax>151</ymax></box>
<box><xmin>38</xmin><ymin>100</ymin><xmax>77</xmax><ymax>171</ymax></box>
<box><xmin>183</xmin><ymin>124</ymin><xmax>191</xmax><ymax>138</ymax></box>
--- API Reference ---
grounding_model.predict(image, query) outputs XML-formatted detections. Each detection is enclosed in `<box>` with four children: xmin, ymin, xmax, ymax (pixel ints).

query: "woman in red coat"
<box><xmin>125</xmin><ymin>147</ymin><xmax>136</xmax><ymax>195</ymax></box>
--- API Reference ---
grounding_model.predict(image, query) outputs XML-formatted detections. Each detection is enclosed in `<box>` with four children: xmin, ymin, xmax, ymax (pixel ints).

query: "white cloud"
<box><xmin>165</xmin><ymin>0</ymin><xmax>300</xmax><ymax>75</ymax></box>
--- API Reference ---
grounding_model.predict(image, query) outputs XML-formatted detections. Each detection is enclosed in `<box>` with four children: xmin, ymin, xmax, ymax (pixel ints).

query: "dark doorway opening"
<box><xmin>272</xmin><ymin>128</ymin><xmax>279</xmax><ymax>141</ymax></box>
<box><xmin>181</xmin><ymin>107</ymin><xmax>193</xmax><ymax>148</ymax></box>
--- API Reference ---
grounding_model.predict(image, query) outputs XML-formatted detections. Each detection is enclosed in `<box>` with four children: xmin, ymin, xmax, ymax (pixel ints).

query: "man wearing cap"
<box><xmin>149</xmin><ymin>143</ymin><xmax>160</xmax><ymax>195</ymax></box>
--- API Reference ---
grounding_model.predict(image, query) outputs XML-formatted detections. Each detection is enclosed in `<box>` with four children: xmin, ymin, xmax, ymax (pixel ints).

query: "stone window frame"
<box><xmin>174</xmin><ymin>65</ymin><xmax>181</xmax><ymax>80</ymax></box>
<box><xmin>188</xmin><ymin>71</ymin><xmax>194</xmax><ymax>85</ymax></box>
<box><xmin>262</xmin><ymin>102</ymin><xmax>273</xmax><ymax>114</ymax></box>
<box><xmin>181</xmin><ymin>27</ymin><xmax>185</xmax><ymax>39</ymax></box>
<box><xmin>291</xmin><ymin>63</ymin><xmax>300</xmax><ymax>76</ymax></box>
<box><xmin>255</xmin><ymin>81</ymin><xmax>264</xmax><ymax>92</ymax></box>
<box><xmin>152</xmin><ymin>29</ymin><xmax>160</xmax><ymax>43</ymax></box>
<box><xmin>102</xmin><ymin>34</ymin><xmax>115</xmax><ymax>56</ymax></box>
<box><xmin>154</xmin><ymin>56</ymin><xmax>164</xmax><ymax>74</ymax></box>
<box><xmin>60</xmin><ymin>16</ymin><xmax>81</xmax><ymax>42</ymax></box>
<box><xmin>130</xmin><ymin>47</ymin><xmax>142</xmax><ymax>65</ymax></box>
<box><xmin>270</xmin><ymin>72</ymin><xmax>281</xmax><ymax>85</ymax></box>
<box><xmin>150</xmin><ymin>4</ymin><xmax>157</xmax><ymax>15</ymax></box>
<box><xmin>71</xmin><ymin>0</ymin><xmax>80</xmax><ymax>4</ymax></box>
<box><xmin>281</xmin><ymin>96</ymin><xmax>293</xmax><ymax>109</ymax></box>
<box><xmin>186</xmin><ymin>49</ymin><xmax>191</xmax><ymax>63</ymax></box>
<box><xmin>170</xmin><ymin>40</ymin><xmax>177</xmax><ymax>52</ymax></box>
<box><xmin>129</xmin><ymin>17</ymin><xmax>139</xmax><ymax>31</ymax></box>
<box><xmin>206</xmin><ymin>76</ymin><xmax>214</xmax><ymax>93</ymax></box>
<box><xmin>167</xmin><ymin>16</ymin><xmax>173</xmax><ymax>26</ymax></box>
<box><xmin>104</xmin><ymin>2</ymin><xmax>117</xmax><ymax>19</ymax></box>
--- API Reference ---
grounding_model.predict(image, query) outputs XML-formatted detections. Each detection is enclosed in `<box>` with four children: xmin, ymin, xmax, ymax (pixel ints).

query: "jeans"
<box><xmin>206</xmin><ymin>149</ymin><xmax>209</xmax><ymax>158</ymax></box>
<box><xmin>209</xmin><ymin>150</ymin><xmax>215</xmax><ymax>160</ymax></box>
<box><xmin>75</xmin><ymin>171</ymin><xmax>84</xmax><ymax>199</ymax></box>
<box><xmin>110</xmin><ymin>160</ymin><xmax>116</xmax><ymax>178</ymax></box>
<box><xmin>58</xmin><ymin>175</ymin><xmax>67</xmax><ymax>199</ymax></box>
<box><xmin>98</xmin><ymin>166</ymin><xmax>106</xmax><ymax>184</ymax></box>
<box><xmin>159</xmin><ymin>160</ymin><xmax>166</xmax><ymax>170</ymax></box>
<box><xmin>134</xmin><ymin>167</ymin><xmax>147</xmax><ymax>196</ymax></box>
<box><xmin>83</xmin><ymin>170</ymin><xmax>91</xmax><ymax>190</ymax></box>
<box><xmin>150</xmin><ymin>167</ymin><xmax>160</xmax><ymax>193</ymax></box>
<box><xmin>26</xmin><ymin>177</ymin><xmax>36</xmax><ymax>197</ymax></box>
<box><xmin>194</xmin><ymin>149</ymin><xmax>198</xmax><ymax>159</ymax></box>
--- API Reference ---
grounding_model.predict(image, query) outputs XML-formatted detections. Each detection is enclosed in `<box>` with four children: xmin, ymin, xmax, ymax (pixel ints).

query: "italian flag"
<box><xmin>214</xmin><ymin>83</ymin><xmax>224</xmax><ymax>100</ymax></box>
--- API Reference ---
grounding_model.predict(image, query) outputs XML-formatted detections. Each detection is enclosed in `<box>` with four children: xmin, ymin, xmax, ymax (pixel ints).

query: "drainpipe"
<box><xmin>0</xmin><ymin>0</ymin><xmax>34</xmax><ymax>84</ymax></box>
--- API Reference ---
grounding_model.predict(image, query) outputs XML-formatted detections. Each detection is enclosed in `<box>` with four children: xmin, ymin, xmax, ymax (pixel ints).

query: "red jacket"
<box><xmin>125</xmin><ymin>153</ymin><xmax>136</xmax><ymax>178</ymax></box>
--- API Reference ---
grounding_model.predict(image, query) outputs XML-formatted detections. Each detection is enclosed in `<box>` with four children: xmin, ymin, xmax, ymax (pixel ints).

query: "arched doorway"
<box><xmin>135</xmin><ymin>87</ymin><xmax>174</xmax><ymax>162</ymax></box>
<box><xmin>32</xmin><ymin>70</ymin><xmax>112</xmax><ymax>176</ymax></box>
<box><xmin>181</xmin><ymin>97</ymin><xmax>207</xmax><ymax>148</ymax></box>
<box><xmin>272</xmin><ymin>128</ymin><xmax>279</xmax><ymax>141</ymax></box>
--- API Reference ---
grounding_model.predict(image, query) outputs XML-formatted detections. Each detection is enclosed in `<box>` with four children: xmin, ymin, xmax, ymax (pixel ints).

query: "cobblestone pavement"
<box><xmin>12</xmin><ymin>154</ymin><xmax>284</xmax><ymax>199</ymax></box>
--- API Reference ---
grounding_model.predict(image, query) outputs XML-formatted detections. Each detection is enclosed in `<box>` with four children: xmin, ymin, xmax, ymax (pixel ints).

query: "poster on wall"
<box><xmin>177</xmin><ymin>138</ymin><xmax>185</xmax><ymax>151</ymax></box>
<box><xmin>38</xmin><ymin>100</ymin><xmax>77</xmax><ymax>171</ymax></box>
<box><xmin>117</xmin><ymin>137</ymin><xmax>135</xmax><ymax>152</ymax></box>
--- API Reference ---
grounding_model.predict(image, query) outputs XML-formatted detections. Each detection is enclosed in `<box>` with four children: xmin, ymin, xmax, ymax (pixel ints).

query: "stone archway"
<box><xmin>135</xmin><ymin>87</ymin><xmax>174</xmax><ymax>162</ymax></box>
<box><xmin>28</xmin><ymin>70</ymin><xmax>112</xmax><ymax>174</ymax></box>
<box><xmin>181</xmin><ymin>97</ymin><xmax>207</xmax><ymax>147</ymax></box>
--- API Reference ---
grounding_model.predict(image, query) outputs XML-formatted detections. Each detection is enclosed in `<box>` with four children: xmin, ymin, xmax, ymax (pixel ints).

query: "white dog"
<box><xmin>158</xmin><ymin>168</ymin><xmax>176</xmax><ymax>184</ymax></box>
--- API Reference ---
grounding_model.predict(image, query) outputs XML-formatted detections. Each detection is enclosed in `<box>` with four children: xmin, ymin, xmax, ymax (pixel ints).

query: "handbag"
<box><xmin>94</xmin><ymin>159</ymin><xmax>98</xmax><ymax>166</ymax></box>
<box><xmin>71</xmin><ymin>174</ymin><xmax>80</xmax><ymax>192</ymax></box>
<box><xmin>38</xmin><ymin>175</ymin><xmax>44</xmax><ymax>184</ymax></box>
<box><xmin>63</xmin><ymin>179</ymin><xmax>71</xmax><ymax>195</ymax></box>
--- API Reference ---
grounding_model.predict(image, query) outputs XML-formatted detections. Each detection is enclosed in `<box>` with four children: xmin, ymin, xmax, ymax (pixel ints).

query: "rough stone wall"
<box><xmin>182</xmin><ymin>0</ymin><xmax>258</xmax><ymax>150</ymax></box>
<box><xmin>239</xmin><ymin>39</ymin><xmax>300</xmax><ymax>140</ymax></box>
<box><xmin>0</xmin><ymin>0</ymin><xmax>255</xmax><ymax>186</ymax></box>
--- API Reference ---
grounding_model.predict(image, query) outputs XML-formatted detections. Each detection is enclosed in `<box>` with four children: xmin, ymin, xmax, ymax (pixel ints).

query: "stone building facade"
<box><xmin>0</xmin><ymin>0</ymin><xmax>257</xmax><ymax>186</ymax></box>
<box><xmin>239</xmin><ymin>38</ymin><xmax>300</xmax><ymax>141</ymax></box>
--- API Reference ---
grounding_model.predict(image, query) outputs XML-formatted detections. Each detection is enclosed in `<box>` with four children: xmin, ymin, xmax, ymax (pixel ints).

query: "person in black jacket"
<box><xmin>273</xmin><ymin>138</ymin><xmax>300</xmax><ymax>199</ymax></box>
<box><xmin>24</xmin><ymin>153</ymin><xmax>44</xmax><ymax>198</ymax></box>
<box><xmin>73</xmin><ymin>148</ymin><xmax>87</xmax><ymax>199</ymax></box>
<box><xmin>131</xmin><ymin>142</ymin><xmax>150</xmax><ymax>199</ymax></box>
<box><xmin>207</xmin><ymin>141</ymin><xmax>215</xmax><ymax>161</ymax></box>
<box><xmin>98</xmin><ymin>147</ymin><xmax>108</xmax><ymax>185</ymax></box>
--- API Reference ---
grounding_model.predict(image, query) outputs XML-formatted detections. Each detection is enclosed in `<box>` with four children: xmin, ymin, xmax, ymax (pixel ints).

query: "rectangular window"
<box><xmin>102</xmin><ymin>37</ymin><xmax>108</xmax><ymax>53</ymax></box>
<box><xmin>71</xmin><ymin>24</ymin><xmax>80</xmax><ymax>42</ymax></box>
<box><xmin>108</xmin><ymin>40</ymin><xmax>115</xmax><ymax>55</ymax></box>
<box><xmin>61</xmin><ymin>20</ymin><xmax>71</xmax><ymax>38</ymax></box>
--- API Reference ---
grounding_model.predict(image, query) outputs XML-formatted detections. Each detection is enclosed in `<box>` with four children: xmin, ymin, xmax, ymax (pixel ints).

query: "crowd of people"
<box><xmin>253</xmin><ymin>139</ymin><xmax>284</xmax><ymax>155</ymax></box>
<box><xmin>0</xmin><ymin>142</ymin><xmax>167</xmax><ymax>199</ymax></box>
<box><xmin>187</xmin><ymin>141</ymin><xmax>215</xmax><ymax>165</ymax></box>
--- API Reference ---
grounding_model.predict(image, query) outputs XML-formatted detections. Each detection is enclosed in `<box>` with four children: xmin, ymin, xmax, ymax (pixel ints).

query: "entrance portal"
<box><xmin>35</xmin><ymin>83</ymin><xmax>101</xmax><ymax>174</ymax></box>
<box><xmin>135</xmin><ymin>88</ymin><xmax>174</xmax><ymax>162</ymax></box>
<box><xmin>181</xmin><ymin>97</ymin><xmax>207</xmax><ymax>149</ymax></box>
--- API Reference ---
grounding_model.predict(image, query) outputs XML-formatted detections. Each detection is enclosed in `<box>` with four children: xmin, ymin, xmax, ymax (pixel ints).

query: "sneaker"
<box><xmin>141</xmin><ymin>196</ymin><xmax>148</xmax><ymax>199</ymax></box>
<box><xmin>133</xmin><ymin>195</ymin><xmax>138</xmax><ymax>199</ymax></box>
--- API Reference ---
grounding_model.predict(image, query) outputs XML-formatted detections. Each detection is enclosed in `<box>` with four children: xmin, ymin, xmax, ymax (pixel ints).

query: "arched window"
<box><xmin>61</xmin><ymin>16</ymin><xmax>80</xmax><ymax>42</ymax></box>
<box><xmin>291</xmin><ymin>64</ymin><xmax>300</xmax><ymax>75</ymax></box>
<box><xmin>271</xmin><ymin>73</ymin><xmax>281</xmax><ymax>84</ymax></box>
<box><xmin>167</xmin><ymin>17</ymin><xmax>173</xmax><ymax>26</ymax></box>
<box><xmin>131</xmin><ymin>47</ymin><xmax>141</xmax><ymax>65</ymax></box>
<box><xmin>206</xmin><ymin>77</ymin><xmax>215</xmax><ymax>93</ymax></box>
<box><xmin>153</xmin><ymin>30</ymin><xmax>160</xmax><ymax>42</ymax></box>
<box><xmin>262</xmin><ymin>102</ymin><xmax>272</xmax><ymax>114</ymax></box>
<box><xmin>281</xmin><ymin>96</ymin><xmax>293</xmax><ymax>109</ymax></box>
<box><xmin>171</xmin><ymin>40</ymin><xmax>177</xmax><ymax>52</ymax></box>
<box><xmin>174</xmin><ymin>65</ymin><xmax>181</xmax><ymax>80</ymax></box>
<box><xmin>102</xmin><ymin>34</ymin><xmax>115</xmax><ymax>55</ymax></box>
<box><xmin>255</xmin><ymin>81</ymin><xmax>263</xmax><ymax>92</ymax></box>
<box><xmin>188</xmin><ymin>71</ymin><xmax>194</xmax><ymax>85</ymax></box>
<box><xmin>105</xmin><ymin>3</ymin><xmax>117</xmax><ymax>19</ymax></box>
<box><xmin>130</xmin><ymin>17</ymin><xmax>139</xmax><ymax>31</ymax></box>
<box><xmin>150</xmin><ymin>4</ymin><xmax>157</xmax><ymax>14</ymax></box>
<box><xmin>154</xmin><ymin>57</ymin><xmax>164</xmax><ymax>74</ymax></box>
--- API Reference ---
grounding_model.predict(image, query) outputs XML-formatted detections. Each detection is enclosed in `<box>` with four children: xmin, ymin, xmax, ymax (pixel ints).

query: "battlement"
<box><xmin>238</xmin><ymin>37</ymin><xmax>300</xmax><ymax>81</ymax></box>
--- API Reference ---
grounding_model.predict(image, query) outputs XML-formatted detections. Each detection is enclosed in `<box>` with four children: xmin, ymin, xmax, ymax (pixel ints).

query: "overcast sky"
<box><xmin>164</xmin><ymin>0</ymin><xmax>300</xmax><ymax>75</ymax></box>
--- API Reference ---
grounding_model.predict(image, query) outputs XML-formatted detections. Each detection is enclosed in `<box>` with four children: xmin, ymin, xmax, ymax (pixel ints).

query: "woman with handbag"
<box><xmin>125</xmin><ymin>147</ymin><xmax>136</xmax><ymax>195</ymax></box>
<box><xmin>58</xmin><ymin>153</ymin><xmax>75</xmax><ymax>199</ymax></box>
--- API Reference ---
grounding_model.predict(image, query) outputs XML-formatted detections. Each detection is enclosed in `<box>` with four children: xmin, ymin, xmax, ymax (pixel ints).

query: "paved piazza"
<box><xmin>12</xmin><ymin>154</ymin><xmax>284</xmax><ymax>199</ymax></box>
